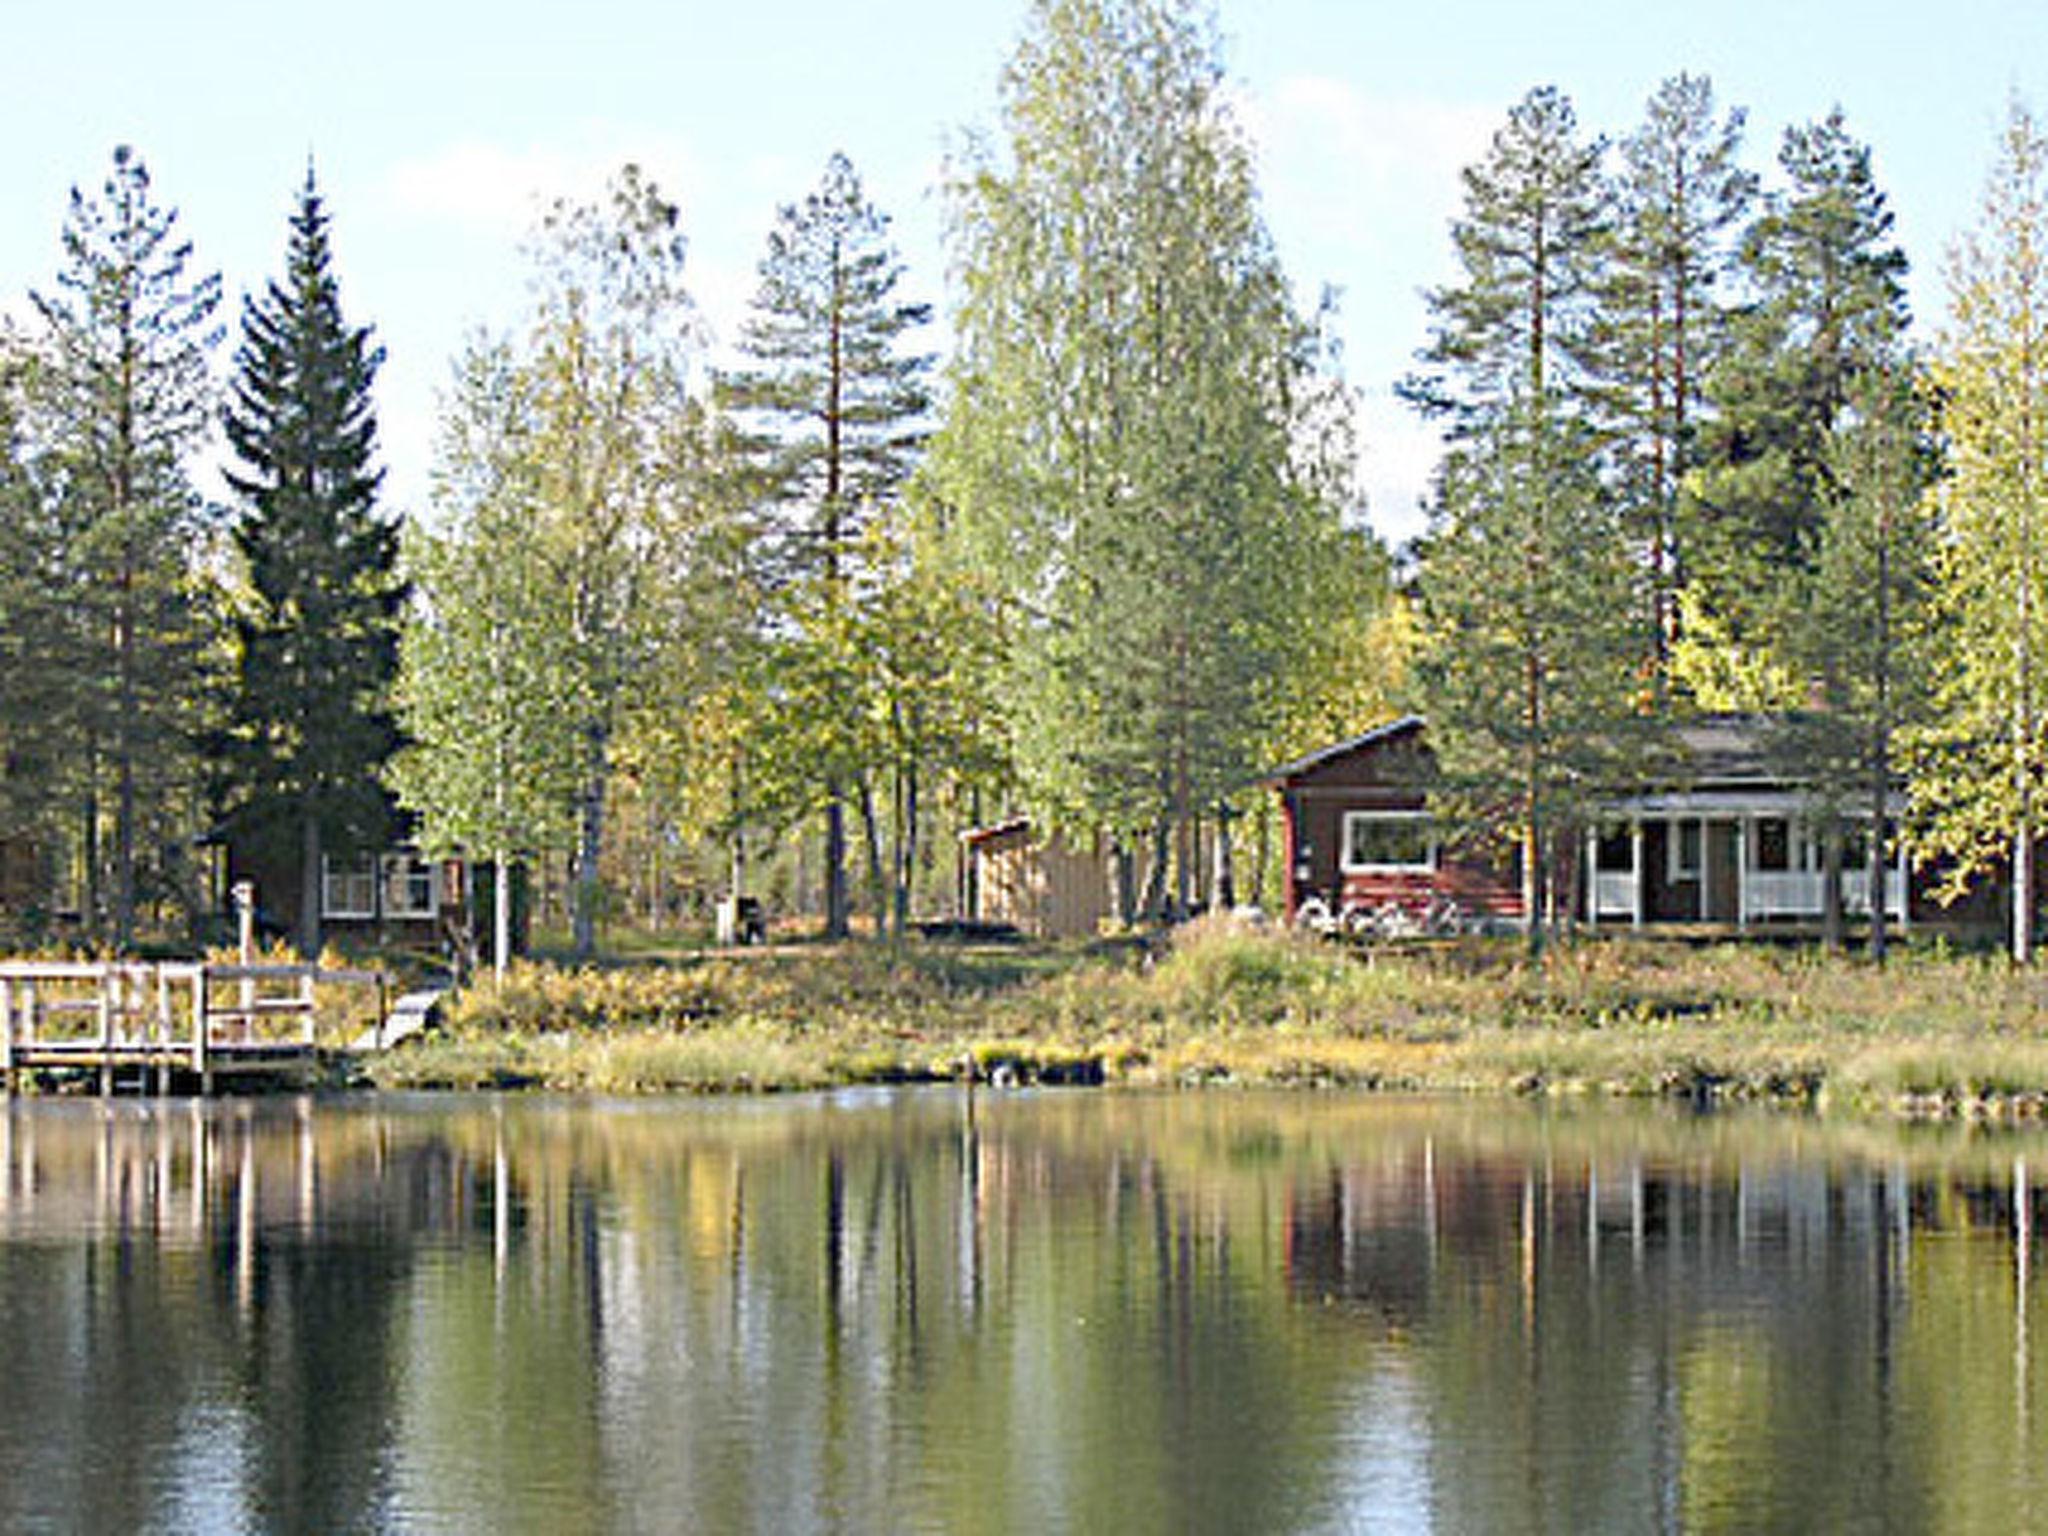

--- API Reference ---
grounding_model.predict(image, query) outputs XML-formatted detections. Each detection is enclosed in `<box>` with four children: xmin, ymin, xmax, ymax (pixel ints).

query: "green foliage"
<box><xmin>1404</xmin><ymin>85</ymin><xmax>1608</xmax><ymax>424</ymax></box>
<box><xmin>934</xmin><ymin>0</ymin><xmax>1360</xmax><ymax>911</ymax></box>
<box><xmin>220</xmin><ymin>167</ymin><xmax>402</xmax><ymax>955</ymax></box>
<box><xmin>1909</xmin><ymin>97</ymin><xmax>2048</xmax><ymax>956</ymax></box>
<box><xmin>1687</xmin><ymin>109</ymin><xmax>1910</xmax><ymax>644</ymax></box>
<box><xmin>720</xmin><ymin>151</ymin><xmax>937</xmax><ymax>938</ymax></box>
<box><xmin>391</xmin><ymin>336</ymin><xmax>583</xmax><ymax>978</ymax></box>
<box><xmin>27</xmin><ymin>145</ymin><xmax>223</xmax><ymax>945</ymax></box>
<box><xmin>1408</xmin><ymin>88</ymin><xmax>1654</xmax><ymax>937</ymax></box>
<box><xmin>1593</xmin><ymin>74</ymin><xmax>1755</xmax><ymax>657</ymax></box>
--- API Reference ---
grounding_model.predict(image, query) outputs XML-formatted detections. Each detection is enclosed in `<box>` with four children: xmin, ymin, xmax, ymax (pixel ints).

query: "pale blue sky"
<box><xmin>6</xmin><ymin>0</ymin><xmax>2047</xmax><ymax>542</ymax></box>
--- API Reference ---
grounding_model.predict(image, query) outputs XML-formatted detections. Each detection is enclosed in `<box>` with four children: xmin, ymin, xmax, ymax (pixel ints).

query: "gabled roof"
<box><xmin>1262</xmin><ymin>715</ymin><xmax>1425</xmax><ymax>785</ymax></box>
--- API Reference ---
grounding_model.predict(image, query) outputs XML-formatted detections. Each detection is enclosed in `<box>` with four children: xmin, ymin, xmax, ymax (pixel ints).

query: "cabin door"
<box><xmin>1702</xmin><ymin>820</ymin><xmax>1741</xmax><ymax>923</ymax></box>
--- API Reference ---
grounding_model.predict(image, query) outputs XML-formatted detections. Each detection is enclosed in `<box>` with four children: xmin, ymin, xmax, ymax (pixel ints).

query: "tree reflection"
<box><xmin>0</xmin><ymin>1094</ymin><xmax>2046</xmax><ymax>1530</ymax></box>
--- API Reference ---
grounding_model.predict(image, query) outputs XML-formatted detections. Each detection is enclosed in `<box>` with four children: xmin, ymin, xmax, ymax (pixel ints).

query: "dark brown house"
<box><xmin>1264</xmin><ymin>716</ymin><xmax>1523</xmax><ymax>928</ymax></box>
<box><xmin>1266</xmin><ymin>715</ymin><xmax>1961</xmax><ymax>934</ymax></box>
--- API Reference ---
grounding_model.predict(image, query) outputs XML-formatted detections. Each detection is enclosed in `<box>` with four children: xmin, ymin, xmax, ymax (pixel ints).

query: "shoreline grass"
<box><xmin>358</xmin><ymin>917</ymin><xmax>2048</xmax><ymax>1119</ymax></box>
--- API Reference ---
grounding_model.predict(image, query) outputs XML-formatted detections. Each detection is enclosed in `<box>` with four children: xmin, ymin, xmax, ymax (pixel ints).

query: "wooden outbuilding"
<box><xmin>959</xmin><ymin>819</ymin><xmax>1112</xmax><ymax>940</ymax></box>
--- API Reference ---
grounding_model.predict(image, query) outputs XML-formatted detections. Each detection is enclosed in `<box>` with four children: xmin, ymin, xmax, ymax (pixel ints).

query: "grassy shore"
<box><xmin>353</xmin><ymin>916</ymin><xmax>2048</xmax><ymax>1118</ymax></box>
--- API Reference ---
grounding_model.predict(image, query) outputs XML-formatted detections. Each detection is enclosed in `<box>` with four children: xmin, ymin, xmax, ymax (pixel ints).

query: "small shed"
<box><xmin>960</xmin><ymin>819</ymin><xmax>1111</xmax><ymax>940</ymax></box>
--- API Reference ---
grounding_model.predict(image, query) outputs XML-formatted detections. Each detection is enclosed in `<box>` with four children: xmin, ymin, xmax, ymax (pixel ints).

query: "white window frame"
<box><xmin>380</xmin><ymin>852</ymin><xmax>440</xmax><ymax>920</ymax></box>
<box><xmin>321</xmin><ymin>854</ymin><xmax>377</xmax><ymax>920</ymax></box>
<box><xmin>1340</xmin><ymin>810</ymin><xmax>1436</xmax><ymax>874</ymax></box>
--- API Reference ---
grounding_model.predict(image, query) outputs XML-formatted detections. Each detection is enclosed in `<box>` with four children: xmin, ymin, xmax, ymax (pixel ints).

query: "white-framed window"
<box><xmin>1668</xmin><ymin>817</ymin><xmax>1702</xmax><ymax>882</ymax></box>
<box><xmin>381</xmin><ymin>853</ymin><xmax>439</xmax><ymax>920</ymax></box>
<box><xmin>1594</xmin><ymin>825</ymin><xmax>1635</xmax><ymax>874</ymax></box>
<box><xmin>1752</xmin><ymin>817</ymin><xmax>1821</xmax><ymax>873</ymax></box>
<box><xmin>1341</xmin><ymin>810</ymin><xmax>1436</xmax><ymax>873</ymax></box>
<box><xmin>322</xmin><ymin>854</ymin><xmax>377</xmax><ymax>919</ymax></box>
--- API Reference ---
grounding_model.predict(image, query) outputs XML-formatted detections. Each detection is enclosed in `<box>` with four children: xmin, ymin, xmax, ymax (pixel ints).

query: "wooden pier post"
<box><xmin>154</xmin><ymin>968</ymin><xmax>173</xmax><ymax>1096</ymax></box>
<box><xmin>2</xmin><ymin>977</ymin><xmax>13</xmax><ymax>1094</ymax></box>
<box><xmin>97</xmin><ymin>966</ymin><xmax>115</xmax><ymax>1098</ymax></box>
<box><xmin>193</xmin><ymin>968</ymin><xmax>212</xmax><ymax>1097</ymax></box>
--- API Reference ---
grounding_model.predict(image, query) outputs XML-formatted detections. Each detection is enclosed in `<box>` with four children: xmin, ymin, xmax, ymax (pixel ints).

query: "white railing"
<box><xmin>1591</xmin><ymin>871</ymin><xmax>1639</xmax><ymax>920</ymax></box>
<box><xmin>1743</xmin><ymin>870</ymin><xmax>1905</xmax><ymax>921</ymax></box>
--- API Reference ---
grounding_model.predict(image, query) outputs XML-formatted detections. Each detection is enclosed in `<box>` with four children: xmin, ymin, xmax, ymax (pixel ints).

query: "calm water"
<box><xmin>1</xmin><ymin>1090</ymin><xmax>2045</xmax><ymax>1533</ymax></box>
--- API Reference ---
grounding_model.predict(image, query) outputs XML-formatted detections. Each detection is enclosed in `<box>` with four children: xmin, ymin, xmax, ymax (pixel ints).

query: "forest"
<box><xmin>2</xmin><ymin>0</ymin><xmax>2046</xmax><ymax>966</ymax></box>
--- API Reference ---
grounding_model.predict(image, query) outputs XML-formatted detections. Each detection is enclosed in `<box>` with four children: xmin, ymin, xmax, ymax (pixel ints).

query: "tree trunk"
<box><xmin>573</xmin><ymin>720</ymin><xmax>607</xmax><ymax>961</ymax></box>
<box><xmin>856</xmin><ymin>775</ymin><xmax>886</xmax><ymax>939</ymax></box>
<box><xmin>2018</xmin><ymin>813</ymin><xmax>2034</xmax><ymax>966</ymax></box>
<box><xmin>1211</xmin><ymin>810</ymin><xmax>1235</xmax><ymax>912</ymax></box>
<box><xmin>1141</xmin><ymin>824</ymin><xmax>1170</xmax><ymax>924</ymax></box>
<box><xmin>494</xmin><ymin>852</ymin><xmax>512</xmax><ymax>984</ymax></box>
<box><xmin>823</xmin><ymin>788</ymin><xmax>849</xmax><ymax>940</ymax></box>
<box><xmin>297</xmin><ymin>811</ymin><xmax>323</xmax><ymax>960</ymax></box>
<box><xmin>1868</xmin><ymin>776</ymin><xmax>1889</xmax><ymax>966</ymax></box>
<box><xmin>1112</xmin><ymin>840</ymin><xmax>1137</xmax><ymax>928</ymax></box>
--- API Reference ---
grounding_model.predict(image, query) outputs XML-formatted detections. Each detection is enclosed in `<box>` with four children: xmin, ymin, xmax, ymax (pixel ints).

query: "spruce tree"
<box><xmin>222</xmin><ymin>166</ymin><xmax>402</xmax><ymax>957</ymax></box>
<box><xmin>720</xmin><ymin>152</ymin><xmax>933</xmax><ymax>939</ymax></box>
<box><xmin>31</xmin><ymin>145</ymin><xmax>221</xmax><ymax>945</ymax></box>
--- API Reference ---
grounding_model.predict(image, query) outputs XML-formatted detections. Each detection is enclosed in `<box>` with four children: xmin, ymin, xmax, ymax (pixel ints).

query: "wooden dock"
<box><xmin>0</xmin><ymin>959</ymin><xmax>391</xmax><ymax>1094</ymax></box>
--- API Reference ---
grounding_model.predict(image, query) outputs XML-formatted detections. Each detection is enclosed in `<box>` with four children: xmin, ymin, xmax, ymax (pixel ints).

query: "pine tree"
<box><xmin>1594</xmin><ymin>74</ymin><xmax>1755</xmax><ymax>660</ymax></box>
<box><xmin>31</xmin><ymin>145</ymin><xmax>221</xmax><ymax>945</ymax></box>
<box><xmin>221</xmin><ymin>166</ymin><xmax>402</xmax><ymax>957</ymax></box>
<box><xmin>1406</xmin><ymin>87</ymin><xmax>1647</xmax><ymax>944</ymax></box>
<box><xmin>1910</xmin><ymin>98</ymin><xmax>2048</xmax><ymax>961</ymax></box>
<box><xmin>720</xmin><ymin>152</ymin><xmax>933</xmax><ymax>939</ymax></box>
<box><xmin>1402</xmin><ymin>85</ymin><xmax>1608</xmax><ymax>428</ymax></box>
<box><xmin>0</xmin><ymin>342</ymin><xmax>73</xmax><ymax>900</ymax></box>
<box><xmin>1787</xmin><ymin>363</ymin><xmax>1935</xmax><ymax>958</ymax></box>
<box><xmin>1418</xmin><ymin>408</ymin><xmax>1648</xmax><ymax>945</ymax></box>
<box><xmin>933</xmin><ymin>0</ymin><xmax>1353</xmax><ymax>918</ymax></box>
<box><xmin>1687</xmin><ymin>109</ymin><xmax>1909</xmax><ymax>643</ymax></box>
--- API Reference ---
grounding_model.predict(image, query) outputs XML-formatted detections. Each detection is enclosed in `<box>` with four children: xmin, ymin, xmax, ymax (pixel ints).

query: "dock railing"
<box><xmin>0</xmin><ymin>959</ymin><xmax>388</xmax><ymax>1092</ymax></box>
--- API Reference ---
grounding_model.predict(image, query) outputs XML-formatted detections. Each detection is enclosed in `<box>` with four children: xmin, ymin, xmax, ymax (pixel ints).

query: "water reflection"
<box><xmin>0</xmin><ymin>1092</ymin><xmax>2044</xmax><ymax>1532</ymax></box>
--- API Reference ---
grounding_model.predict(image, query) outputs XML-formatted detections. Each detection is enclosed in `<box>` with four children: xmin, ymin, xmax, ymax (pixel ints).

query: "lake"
<box><xmin>0</xmin><ymin>1089</ymin><xmax>2042</xmax><ymax>1533</ymax></box>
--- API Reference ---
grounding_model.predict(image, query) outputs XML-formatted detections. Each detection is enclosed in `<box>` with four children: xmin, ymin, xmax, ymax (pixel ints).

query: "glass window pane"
<box><xmin>1344</xmin><ymin>815</ymin><xmax>1432</xmax><ymax>870</ymax></box>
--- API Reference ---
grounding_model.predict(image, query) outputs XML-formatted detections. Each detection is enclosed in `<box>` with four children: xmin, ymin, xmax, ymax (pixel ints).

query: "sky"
<box><xmin>6</xmin><ymin>0</ymin><xmax>2048</xmax><ymax>546</ymax></box>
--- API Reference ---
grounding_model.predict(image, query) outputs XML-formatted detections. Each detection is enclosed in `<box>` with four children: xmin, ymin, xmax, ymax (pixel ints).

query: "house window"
<box><xmin>381</xmin><ymin>853</ymin><xmax>439</xmax><ymax>920</ymax></box>
<box><xmin>1754</xmin><ymin>818</ymin><xmax>1794</xmax><ymax>873</ymax></box>
<box><xmin>322</xmin><ymin>855</ymin><xmax>376</xmax><ymax>919</ymax></box>
<box><xmin>1669</xmin><ymin>818</ymin><xmax>1702</xmax><ymax>881</ymax></box>
<box><xmin>1341</xmin><ymin>811</ymin><xmax>1435</xmax><ymax>873</ymax></box>
<box><xmin>1594</xmin><ymin>826</ymin><xmax>1635</xmax><ymax>873</ymax></box>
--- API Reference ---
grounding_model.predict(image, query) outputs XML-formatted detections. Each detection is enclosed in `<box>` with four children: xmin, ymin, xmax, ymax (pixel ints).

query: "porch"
<box><xmin>1586</xmin><ymin>798</ymin><xmax>1908</xmax><ymax>930</ymax></box>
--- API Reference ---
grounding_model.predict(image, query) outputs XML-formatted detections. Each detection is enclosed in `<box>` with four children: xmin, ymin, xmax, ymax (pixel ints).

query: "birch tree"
<box><xmin>1911</xmin><ymin>99</ymin><xmax>2048</xmax><ymax>961</ymax></box>
<box><xmin>933</xmin><ymin>0</ymin><xmax>1352</xmax><ymax>918</ymax></box>
<box><xmin>524</xmin><ymin>167</ymin><xmax>696</xmax><ymax>959</ymax></box>
<box><xmin>391</xmin><ymin>337</ymin><xmax>580</xmax><ymax>979</ymax></box>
